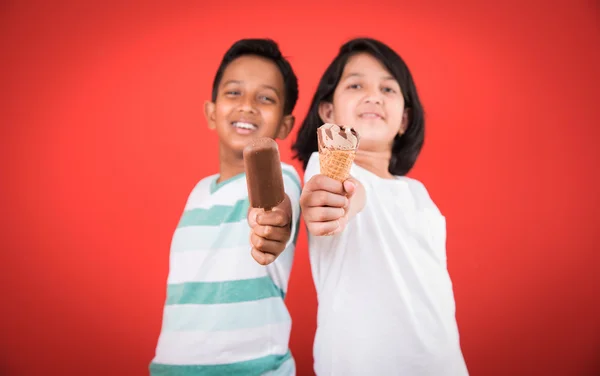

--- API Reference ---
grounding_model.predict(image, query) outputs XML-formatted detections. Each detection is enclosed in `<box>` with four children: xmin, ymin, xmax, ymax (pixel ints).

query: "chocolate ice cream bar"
<box><xmin>243</xmin><ymin>138</ymin><xmax>285</xmax><ymax>211</ymax></box>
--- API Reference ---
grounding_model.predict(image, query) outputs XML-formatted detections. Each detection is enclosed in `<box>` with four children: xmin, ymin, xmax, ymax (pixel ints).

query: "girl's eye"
<box><xmin>382</xmin><ymin>87</ymin><xmax>396</xmax><ymax>93</ymax></box>
<box><xmin>348</xmin><ymin>83</ymin><xmax>361</xmax><ymax>89</ymax></box>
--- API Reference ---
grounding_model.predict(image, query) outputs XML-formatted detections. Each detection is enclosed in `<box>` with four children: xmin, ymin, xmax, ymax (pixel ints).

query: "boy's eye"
<box><xmin>225</xmin><ymin>90</ymin><xmax>240</xmax><ymax>96</ymax></box>
<box><xmin>259</xmin><ymin>95</ymin><xmax>275</xmax><ymax>103</ymax></box>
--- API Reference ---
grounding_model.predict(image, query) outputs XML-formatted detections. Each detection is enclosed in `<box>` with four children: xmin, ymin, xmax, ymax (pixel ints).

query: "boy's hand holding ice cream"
<box><xmin>244</xmin><ymin>138</ymin><xmax>293</xmax><ymax>265</ymax></box>
<box><xmin>300</xmin><ymin>123</ymin><xmax>366</xmax><ymax>236</ymax></box>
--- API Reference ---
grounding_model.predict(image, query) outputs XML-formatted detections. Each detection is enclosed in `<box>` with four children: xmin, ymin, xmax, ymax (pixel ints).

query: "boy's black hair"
<box><xmin>211</xmin><ymin>38</ymin><xmax>299</xmax><ymax>115</ymax></box>
<box><xmin>292</xmin><ymin>37</ymin><xmax>425</xmax><ymax>176</ymax></box>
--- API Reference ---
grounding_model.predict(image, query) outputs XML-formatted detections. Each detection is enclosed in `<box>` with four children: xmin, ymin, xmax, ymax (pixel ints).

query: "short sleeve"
<box><xmin>265</xmin><ymin>163</ymin><xmax>302</xmax><ymax>295</ymax></box>
<box><xmin>281</xmin><ymin>164</ymin><xmax>302</xmax><ymax>249</ymax></box>
<box><xmin>406</xmin><ymin>178</ymin><xmax>448</xmax><ymax>262</ymax></box>
<box><xmin>304</xmin><ymin>152</ymin><xmax>320</xmax><ymax>184</ymax></box>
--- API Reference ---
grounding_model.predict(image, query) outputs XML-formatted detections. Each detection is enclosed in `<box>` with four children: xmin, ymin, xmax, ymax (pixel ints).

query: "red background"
<box><xmin>2</xmin><ymin>1</ymin><xmax>599</xmax><ymax>375</ymax></box>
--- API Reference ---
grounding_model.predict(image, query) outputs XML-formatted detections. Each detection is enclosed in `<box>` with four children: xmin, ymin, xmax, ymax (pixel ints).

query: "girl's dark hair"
<box><xmin>292</xmin><ymin>37</ymin><xmax>425</xmax><ymax>176</ymax></box>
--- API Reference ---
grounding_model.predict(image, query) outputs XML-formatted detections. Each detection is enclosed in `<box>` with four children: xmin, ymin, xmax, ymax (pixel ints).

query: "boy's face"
<box><xmin>204</xmin><ymin>55</ymin><xmax>294</xmax><ymax>157</ymax></box>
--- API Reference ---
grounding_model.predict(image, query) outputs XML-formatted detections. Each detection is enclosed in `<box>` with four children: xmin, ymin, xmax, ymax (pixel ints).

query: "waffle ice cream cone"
<box><xmin>317</xmin><ymin>123</ymin><xmax>360</xmax><ymax>182</ymax></box>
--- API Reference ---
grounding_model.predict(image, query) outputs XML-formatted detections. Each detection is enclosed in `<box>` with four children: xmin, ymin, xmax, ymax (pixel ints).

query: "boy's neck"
<box><xmin>217</xmin><ymin>146</ymin><xmax>245</xmax><ymax>184</ymax></box>
<box><xmin>354</xmin><ymin>148</ymin><xmax>395</xmax><ymax>179</ymax></box>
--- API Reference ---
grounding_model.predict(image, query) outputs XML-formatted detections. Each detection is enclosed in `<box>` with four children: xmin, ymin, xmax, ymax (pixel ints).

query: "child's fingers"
<box><xmin>307</xmin><ymin>220</ymin><xmax>340</xmax><ymax>237</ymax></box>
<box><xmin>256</xmin><ymin>210</ymin><xmax>290</xmax><ymax>227</ymax></box>
<box><xmin>328</xmin><ymin>215</ymin><xmax>349</xmax><ymax>236</ymax></box>
<box><xmin>251</xmin><ymin>248</ymin><xmax>276</xmax><ymax>266</ymax></box>
<box><xmin>250</xmin><ymin>232</ymin><xmax>285</xmax><ymax>255</ymax></box>
<box><xmin>301</xmin><ymin>190</ymin><xmax>348</xmax><ymax>208</ymax></box>
<box><xmin>304</xmin><ymin>174</ymin><xmax>345</xmax><ymax>195</ymax></box>
<box><xmin>253</xmin><ymin>224</ymin><xmax>290</xmax><ymax>242</ymax></box>
<box><xmin>304</xmin><ymin>207</ymin><xmax>345</xmax><ymax>223</ymax></box>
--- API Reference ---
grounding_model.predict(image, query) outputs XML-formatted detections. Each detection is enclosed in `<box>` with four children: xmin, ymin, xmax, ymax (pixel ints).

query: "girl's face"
<box><xmin>319</xmin><ymin>53</ymin><xmax>408</xmax><ymax>152</ymax></box>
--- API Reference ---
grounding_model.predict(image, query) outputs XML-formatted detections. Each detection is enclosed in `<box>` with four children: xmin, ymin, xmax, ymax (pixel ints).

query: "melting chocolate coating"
<box><xmin>341</xmin><ymin>125</ymin><xmax>359</xmax><ymax>139</ymax></box>
<box><xmin>318</xmin><ymin>124</ymin><xmax>360</xmax><ymax>149</ymax></box>
<box><xmin>243</xmin><ymin>138</ymin><xmax>285</xmax><ymax>210</ymax></box>
<box><xmin>325</xmin><ymin>128</ymin><xmax>333</xmax><ymax>140</ymax></box>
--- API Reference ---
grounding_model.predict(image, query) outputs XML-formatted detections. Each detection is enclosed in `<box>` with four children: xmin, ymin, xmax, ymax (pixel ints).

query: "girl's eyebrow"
<box><xmin>342</xmin><ymin>72</ymin><xmax>396</xmax><ymax>81</ymax></box>
<box><xmin>341</xmin><ymin>72</ymin><xmax>363</xmax><ymax>80</ymax></box>
<box><xmin>222</xmin><ymin>79</ymin><xmax>241</xmax><ymax>86</ymax></box>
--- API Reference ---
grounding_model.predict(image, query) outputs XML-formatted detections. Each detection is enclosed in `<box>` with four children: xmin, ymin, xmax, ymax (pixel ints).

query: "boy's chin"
<box><xmin>223</xmin><ymin>135</ymin><xmax>273</xmax><ymax>157</ymax></box>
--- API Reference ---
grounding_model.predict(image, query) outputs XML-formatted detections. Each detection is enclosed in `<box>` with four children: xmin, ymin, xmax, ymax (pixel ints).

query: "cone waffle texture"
<box><xmin>318</xmin><ymin>142</ymin><xmax>356</xmax><ymax>182</ymax></box>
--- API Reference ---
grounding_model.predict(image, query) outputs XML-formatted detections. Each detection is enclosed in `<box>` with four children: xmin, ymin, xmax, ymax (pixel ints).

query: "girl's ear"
<box><xmin>318</xmin><ymin>101</ymin><xmax>334</xmax><ymax>123</ymax></box>
<box><xmin>399</xmin><ymin>108</ymin><xmax>410</xmax><ymax>135</ymax></box>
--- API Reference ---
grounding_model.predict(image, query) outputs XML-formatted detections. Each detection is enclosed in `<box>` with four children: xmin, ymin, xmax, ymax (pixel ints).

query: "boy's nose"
<box><xmin>238</xmin><ymin>97</ymin><xmax>257</xmax><ymax>113</ymax></box>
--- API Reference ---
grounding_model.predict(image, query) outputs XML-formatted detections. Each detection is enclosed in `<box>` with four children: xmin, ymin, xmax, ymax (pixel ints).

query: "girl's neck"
<box><xmin>217</xmin><ymin>144</ymin><xmax>245</xmax><ymax>184</ymax></box>
<box><xmin>354</xmin><ymin>148</ymin><xmax>394</xmax><ymax>179</ymax></box>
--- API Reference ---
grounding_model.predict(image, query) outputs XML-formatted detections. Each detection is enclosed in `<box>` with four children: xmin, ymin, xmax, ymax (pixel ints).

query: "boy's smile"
<box><xmin>231</xmin><ymin>121</ymin><xmax>258</xmax><ymax>134</ymax></box>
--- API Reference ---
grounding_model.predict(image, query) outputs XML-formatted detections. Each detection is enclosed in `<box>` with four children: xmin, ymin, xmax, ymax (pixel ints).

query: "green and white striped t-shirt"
<box><xmin>150</xmin><ymin>162</ymin><xmax>302</xmax><ymax>376</ymax></box>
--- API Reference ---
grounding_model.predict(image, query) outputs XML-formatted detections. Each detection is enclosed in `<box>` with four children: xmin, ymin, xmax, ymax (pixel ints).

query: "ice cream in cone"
<box><xmin>317</xmin><ymin>123</ymin><xmax>360</xmax><ymax>182</ymax></box>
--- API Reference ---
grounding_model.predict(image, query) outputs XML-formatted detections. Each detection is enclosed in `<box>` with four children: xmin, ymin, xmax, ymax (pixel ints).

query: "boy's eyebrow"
<box><xmin>262</xmin><ymin>85</ymin><xmax>281</xmax><ymax>98</ymax></box>
<box><xmin>221</xmin><ymin>80</ymin><xmax>281</xmax><ymax>97</ymax></box>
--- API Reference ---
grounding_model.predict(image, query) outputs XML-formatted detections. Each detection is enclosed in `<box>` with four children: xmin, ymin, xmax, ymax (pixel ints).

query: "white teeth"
<box><xmin>232</xmin><ymin>122</ymin><xmax>257</xmax><ymax>130</ymax></box>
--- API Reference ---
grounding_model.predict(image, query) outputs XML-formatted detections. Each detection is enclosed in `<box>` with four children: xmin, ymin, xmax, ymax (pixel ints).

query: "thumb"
<box><xmin>247</xmin><ymin>208</ymin><xmax>261</xmax><ymax>227</ymax></box>
<box><xmin>343</xmin><ymin>177</ymin><xmax>358</xmax><ymax>199</ymax></box>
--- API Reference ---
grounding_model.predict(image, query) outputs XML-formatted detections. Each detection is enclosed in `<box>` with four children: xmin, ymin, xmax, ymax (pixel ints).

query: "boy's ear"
<box><xmin>204</xmin><ymin>100</ymin><xmax>217</xmax><ymax>130</ymax></box>
<box><xmin>276</xmin><ymin>114</ymin><xmax>295</xmax><ymax>139</ymax></box>
<box><xmin>318</xmin><ymin>101</ymin><xmax>334</xmax><ymax>123</ymax></box>
<box><xmin>399</xmin><ymin>108</ymin><xmax>410</xmax><ymax>135</ymax></box>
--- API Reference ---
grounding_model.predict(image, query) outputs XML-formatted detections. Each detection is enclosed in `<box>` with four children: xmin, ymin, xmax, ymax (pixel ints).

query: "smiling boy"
<box><xmin>150</xmin><ymin>39</ymin><xmax>301</xmax><ymax>376</ymax></box>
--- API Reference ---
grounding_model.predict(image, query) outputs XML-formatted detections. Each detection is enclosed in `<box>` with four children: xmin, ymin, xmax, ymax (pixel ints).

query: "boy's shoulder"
<box><xmin>181</xmin><ymin>173</ymin><xmax>219</xmax><ymax>209</ymax></box>
<box><xmin>185</xmin><ymin>164</ymin><xmax>301</xmax><ymax>201</ymax></box>
<box><xmin>280</xmin><ymin>161</ymin><xmax>303</xmax><ymax>194</ymax></box>
<box><xmin>192</xmin><ymin>173</ymin><xmax>219</xmax><ymax>193</ymax></box>
<box><xmin>280</xmin><ymin>160</ymin><xmax>299</xmax><ymax>172</ymax></box>
<box><xmin>281</xmin><ymin>161</ymin><xmax>301</xmax><ymax>178</ymax></box>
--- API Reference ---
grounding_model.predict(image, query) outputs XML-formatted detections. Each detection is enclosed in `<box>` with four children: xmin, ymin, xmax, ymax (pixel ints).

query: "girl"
<box><xmin>292</xmin><ymin>38</ymin><xmax>469</xmax><ymax>375</ymax></box>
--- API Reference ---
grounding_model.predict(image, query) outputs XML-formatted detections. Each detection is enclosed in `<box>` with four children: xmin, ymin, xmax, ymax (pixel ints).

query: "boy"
<box><xmin>150</xmin><ymin>39</ymin><xmax>301</xmax><ymax>376</ymax></box>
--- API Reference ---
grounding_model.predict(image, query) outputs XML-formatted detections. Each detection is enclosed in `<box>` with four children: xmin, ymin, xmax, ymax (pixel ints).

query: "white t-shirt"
<box><xmin>304</xmin><ymin>152</ymin><xmax>469</xmax><ymax>376</ymax></box>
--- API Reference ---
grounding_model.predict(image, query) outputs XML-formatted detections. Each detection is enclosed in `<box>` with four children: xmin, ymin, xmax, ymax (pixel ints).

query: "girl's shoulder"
<box><xmin>394</xmin><ymin>176</ymin><xmax>443</xmax><ymax>216</ymax></box>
